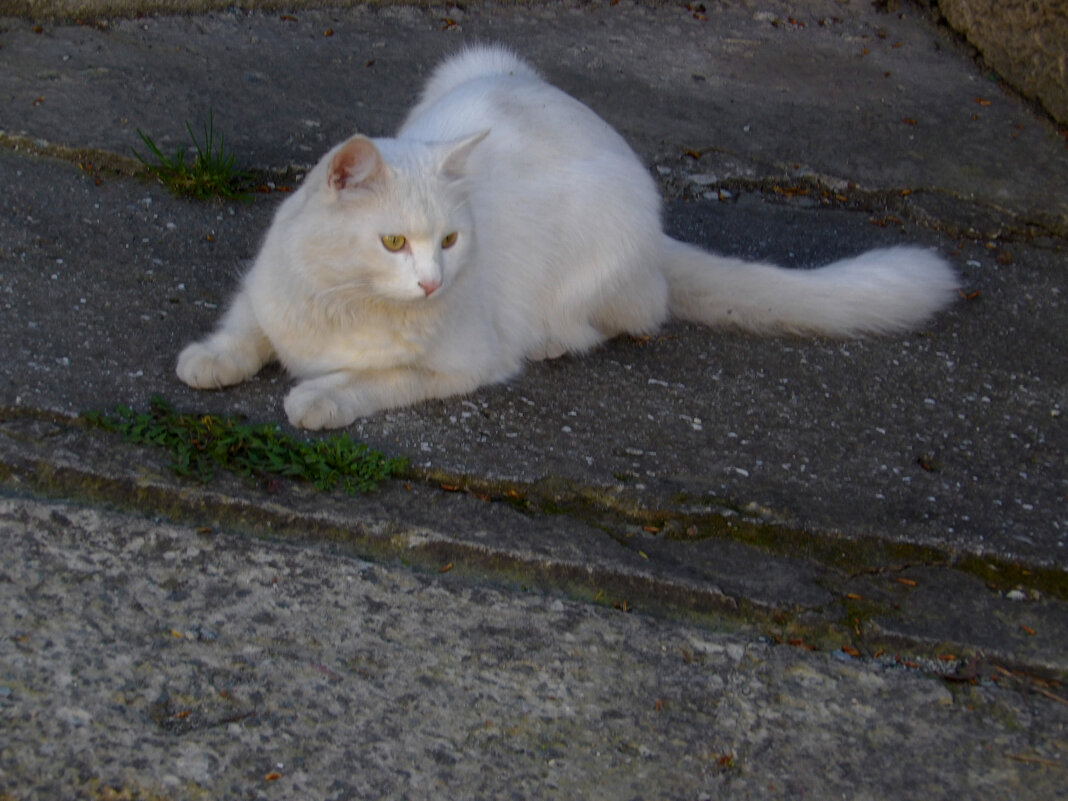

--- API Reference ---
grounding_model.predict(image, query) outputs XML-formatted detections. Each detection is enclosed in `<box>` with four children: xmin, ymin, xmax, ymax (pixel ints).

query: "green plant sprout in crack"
<box><xmin>85</xmin><ymin>396</ymin><xmax>407</xmax><ymax>493</ymax></box>
<box><xmin>133</xmin><ymin>111</ymin><xmax>249</xmax><ymax>200</ymax></box>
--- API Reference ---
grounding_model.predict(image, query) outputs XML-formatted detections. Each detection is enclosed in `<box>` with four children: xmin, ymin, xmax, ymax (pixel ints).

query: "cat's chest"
<box><xmin>278</xmin><ymin>309</ymin><xmax>432</xmax><ymax>377</ymax></box>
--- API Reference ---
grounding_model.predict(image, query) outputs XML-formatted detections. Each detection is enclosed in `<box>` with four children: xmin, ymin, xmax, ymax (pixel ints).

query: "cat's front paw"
<box><xmin>284</xmin><ymin>378</ymin><xmax>374</xmax><ymax>430</ymax></box>
<box><xmin>176</xmin><ymin>341</ymin><xmax>255</xmax><ymax>389</ymax></box>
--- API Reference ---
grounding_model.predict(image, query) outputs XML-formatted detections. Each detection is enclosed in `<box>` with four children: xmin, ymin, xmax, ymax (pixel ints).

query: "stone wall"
<box><xmin>936</xmin><ymin>0</ymin><xmax>1067</xmax><ymax>125</ymax></box>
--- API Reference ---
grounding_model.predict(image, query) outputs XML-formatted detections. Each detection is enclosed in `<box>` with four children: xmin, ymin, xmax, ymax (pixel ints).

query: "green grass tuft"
<box><xmin>85</xmin><ymin>396</ymin><xmax>407</xmax><ymax>493</ymax></box>
<box><xmin>133</xmin><ymin>111</ymin><xmax>249</xmax><ymax>200</ymax></box>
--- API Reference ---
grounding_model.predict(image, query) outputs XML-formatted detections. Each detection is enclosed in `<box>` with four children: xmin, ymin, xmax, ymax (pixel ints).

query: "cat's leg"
<box><xmin>531</xmin><ymin>259</ymin><xmax>670</xmax><ymax>361</ymax></box>
<box><xmin>284</xmin><ymin>367</ymin><xmax>489</xmax><ymax>429</ymax></box>
<box><xmin>590</xmin><ymin>263</ymin><xmax>670</xmax><ymax>338</ymax></box>
<box><xmin>176</xmin><ymin>291</ymin><xmax>274</xmax><ymax>389</ymax></box>
<box><xmin>529</xmin><ymin>322</ymin><xmax>605</xmax><ymax>362</ymax></box>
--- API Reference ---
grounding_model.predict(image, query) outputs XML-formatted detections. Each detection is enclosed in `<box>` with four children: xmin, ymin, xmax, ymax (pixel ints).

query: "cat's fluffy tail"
<box><xmin>659</xmin><ymin>237</ymin><xmax>960</xmax><ymax>337</ymax></box>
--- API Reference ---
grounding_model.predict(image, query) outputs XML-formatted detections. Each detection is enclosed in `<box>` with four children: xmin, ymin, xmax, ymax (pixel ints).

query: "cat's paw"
<box><xmin>176</xmin><ymin>342</ymin><xmax>256</xmax><ymax>389</ymax></box>
<box><xmin>284</xmin><ymin>378</ymin><xmax>374</xmax><ymax>430</ymax></box>
<box><xmin>530</xmin><ymin>340</ymin><xmax>568</xmax><ymax>361</ymax></box>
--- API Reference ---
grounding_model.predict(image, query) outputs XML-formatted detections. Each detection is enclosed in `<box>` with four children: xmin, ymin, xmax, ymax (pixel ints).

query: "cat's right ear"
<box><xmin>439</xmin><ymin>130</ymin><xmax>490</xmax><ymax>181</ymax></box>
<box><xmin>327</xmin><ymin>136</ymin><xmax>385</xmax><ymax>192</ymax></box>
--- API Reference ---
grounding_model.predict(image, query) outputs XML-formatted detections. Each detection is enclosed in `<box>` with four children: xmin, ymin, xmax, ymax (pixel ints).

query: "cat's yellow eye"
<box><xmin>381</xmin><ymin>234</ymin><xmax>407</xmax><ymax>252</ymax></box>
<box><xmin>441</xmin><ymin>232</ymin><xmax>458</xmax><ymax>249</ymax></box>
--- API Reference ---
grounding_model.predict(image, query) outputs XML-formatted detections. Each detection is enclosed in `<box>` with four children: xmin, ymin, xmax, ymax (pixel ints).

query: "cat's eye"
<box><xmin>381</xmin><ymin>234</ymin><xmax>407</xmax><ymax>252</ymax></box>
<box><xmin>441</xmin><ymin>232</ymin><xmax>458</xmax><ymax>249</ymax></box>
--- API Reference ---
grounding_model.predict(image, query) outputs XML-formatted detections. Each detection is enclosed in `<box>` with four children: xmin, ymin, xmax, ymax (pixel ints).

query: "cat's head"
<box><xmin>293</xmin><ymin>132</ymin><xmax>487</xmax><ymax>304</ymax></box>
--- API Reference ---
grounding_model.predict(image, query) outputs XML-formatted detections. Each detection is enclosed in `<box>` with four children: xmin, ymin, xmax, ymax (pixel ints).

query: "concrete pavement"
<box><xmin>1</xmin><ymin>2</ymin><xmax>1066</xmax><ymax>798</ymax></box>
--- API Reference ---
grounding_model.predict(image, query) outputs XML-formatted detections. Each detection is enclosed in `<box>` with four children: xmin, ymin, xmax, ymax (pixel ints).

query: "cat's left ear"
<box><xmin>328</xmin><ymin>135</ymin><xmax>386</xmax><ymax>192</ymax></box>
<box><xmin>438</xmin><ymin>130</ymin><xmax>490</xmax><ymax>180</ymax></box>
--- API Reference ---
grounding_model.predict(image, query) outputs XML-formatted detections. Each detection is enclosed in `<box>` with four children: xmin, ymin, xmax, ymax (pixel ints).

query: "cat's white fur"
<box><xmin>177</xmin><ymin>45</ymin><xmax>959</xmax><ymax>429</ymax></box>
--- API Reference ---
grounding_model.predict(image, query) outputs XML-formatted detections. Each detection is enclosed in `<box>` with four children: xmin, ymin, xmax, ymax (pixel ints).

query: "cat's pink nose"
<box><xmin>419</xmin><ymin>280</ymin><xmax>441</xmax><ymax>296</ymax></box>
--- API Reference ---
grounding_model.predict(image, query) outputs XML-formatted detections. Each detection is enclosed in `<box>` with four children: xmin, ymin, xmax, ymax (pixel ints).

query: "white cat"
<box><xmin>177</xmin><ymin>45</ymin><xmax>959</xmax><ymax>430</ymax></box>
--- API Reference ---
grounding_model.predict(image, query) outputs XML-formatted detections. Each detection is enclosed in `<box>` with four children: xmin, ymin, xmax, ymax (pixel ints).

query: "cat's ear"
<box><xmin>438</xmin><ymin>130</ymin><xmax>490</xmax><ymax>180</ymax></box>
<box><xmin>327</xmin><ymin>136</ymin><xmax>386</xmax><ymax>192</ymax></box>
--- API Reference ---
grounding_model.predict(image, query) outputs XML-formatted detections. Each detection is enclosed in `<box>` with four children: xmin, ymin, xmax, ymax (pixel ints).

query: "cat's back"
<box><xmin>400</xmin><ymin>46</ymin><xmax>545</xmax><ymax>138</ymax></box>
<box><xmin>408</xmin><ymin>45</ymin><xmax>540</xmax><ymax>113</ymax></box>
<box><xmin>399</xmin><ymin>45</ymin><xmax>635</xmax><ymax>166</ymax></box>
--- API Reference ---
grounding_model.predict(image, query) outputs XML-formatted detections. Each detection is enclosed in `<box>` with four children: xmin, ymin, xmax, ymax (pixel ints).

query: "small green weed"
<box><xmin>133</xmin><ymin>111</ymin><xmax>248</xmax><ymax>200</ymax></box>
<box><xmin>85</xmin><ymin>396</ymin><xmax>407</xmax><ymax>493</ymax></box>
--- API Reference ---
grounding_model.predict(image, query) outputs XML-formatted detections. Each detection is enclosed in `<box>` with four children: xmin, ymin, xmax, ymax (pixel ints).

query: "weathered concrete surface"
<box><xmin>3</xmin><ymin>0</ymin><xmax>377</xmax><ymax>22</ymax></box>
<box><xmin>0</xmin><ymin>2</ymin><xmax>1067</xmax><ymax>799</ymax></box>
<box><xmin>936</xmin><ymin>0</ymin><xmax>1068</xmax><ymax>125</ymax></box>
<box><xmin>4</xmin><ymin>496</ymin><xmax>1067</xmax><ymax>800</ymax></box>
